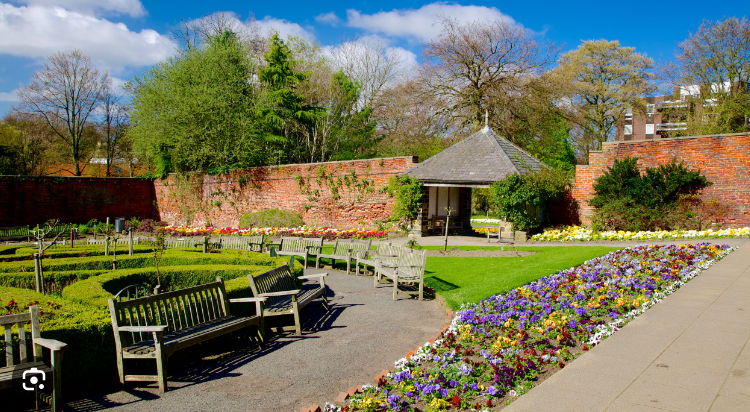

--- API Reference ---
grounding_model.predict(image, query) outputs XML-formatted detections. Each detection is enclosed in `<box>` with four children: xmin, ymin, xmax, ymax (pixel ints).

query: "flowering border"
<box><xmin>160</xmin><ymin>225</ymin><xmax>388</xmax><ymax>240</ymax></box>
<box><xmin>531</xmin><ymin>225</ymin><xmax>750</xmax><ymax>242</ymax></box>
<box><xmin>318</xmin><ymin>243</ymin><xmax>734</xmax><ymax>412</ymax></box>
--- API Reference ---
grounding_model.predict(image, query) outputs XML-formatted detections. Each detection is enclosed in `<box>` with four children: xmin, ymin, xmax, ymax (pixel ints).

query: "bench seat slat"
<box><xmin>0</xmin><ymin>362</ymin><xmax>51</xmax><ymax>389</ymax></box>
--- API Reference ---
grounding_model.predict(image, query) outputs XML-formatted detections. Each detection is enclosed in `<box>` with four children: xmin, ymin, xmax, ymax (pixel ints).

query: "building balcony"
<box><xmin>657</xmin><ymin>101</ymin><xmax>688</xmax><ymax>110</ymax></box>
<box><xmin>655</xmin><ymin>122</ymin><xmax>687</xmax><ymax>132</ymax></box>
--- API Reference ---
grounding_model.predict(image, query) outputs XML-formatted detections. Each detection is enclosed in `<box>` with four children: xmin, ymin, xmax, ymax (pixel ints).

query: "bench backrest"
<box><xmin>87</xmin><ymin>237</ymin><xmax>143</xmax><ymax>246</ymax></box>
<box><xmin>332</xmin><ymin>238</ymin><xmax>372</xmax><ymax>256</ymax></box>
<box><xmin>247</xmin><ymin>264</ymin><xmax>297</xmax><ymax>305</ymax></box>
<box><xmin>376</xmin><ymin>242</ymin><xmax>402</xmax><ymax>257</ymax></box>
<box><xmin>279</xmin><ymin>237</ymin><xmax>323</xmax><ymax>253</ymax></box>
<box><xmin>216</xmin><ymin>235</ymin><xmax>264</xmax><ymax>252</ymax></box>
<box><xmin>108</xmin><ymin>278</ymin><xmax>230</xmax><ymax>345</ymax></box>
<box><xmin>1</xmin><ymin>306</ymin><xmax>42</xmax><ymax>368</ymax></box>
<box><xmin>0</xmin><ymin>226</ymin><xmax>29</xmax><ymax>237</ymax></box>
<box><xmin>398</xmin><ymin>249</ymin><xmax>427</xmax><ymax>278</ymax></box>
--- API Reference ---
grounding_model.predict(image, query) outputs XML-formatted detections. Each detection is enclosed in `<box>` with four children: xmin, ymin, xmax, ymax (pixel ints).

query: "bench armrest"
<box><xmin>298</xmin><ymin>273</ymin><xmax>328</xmax><ymax>280</ymax></box>
<box><xmin>260</xmin><ymin>290</ymin><xmax>302</xmax><ymax>297</ymax></box>
<box><xmin>229</xmin><ymin>297</ymin><xmax>267</xmax><ymax>303</ymax></box>
<box><xmin>118</xmin><ymin>325</ymin><xmax>169</xmax><ymax>333</ymax></box>
<box><xmin>34</xmin><ymin>337</ymin><xmax>67</xmax><ymax>352</ymax></box>
<box><xmin>378</xmin><ymin>261</ymin><xmax>399</xmax><ymax>268</ymax></box>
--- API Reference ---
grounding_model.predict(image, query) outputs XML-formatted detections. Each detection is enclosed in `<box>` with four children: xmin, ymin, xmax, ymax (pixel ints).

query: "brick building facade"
<box><xmin>573</xmin><ymin>133</ymin><xmax>750</xmax><ymax>227</ymax></box>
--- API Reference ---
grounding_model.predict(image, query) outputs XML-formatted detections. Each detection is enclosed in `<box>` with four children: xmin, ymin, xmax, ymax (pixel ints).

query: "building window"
<box><xmin>645</xmin><ymin>124</ymin><xmax>655</xmax><ymax>135</ymax></box>
<box><xmin>624</xmin><ymin>125</ymin><xmax>633</xmax><ymax>135</ymax></box>
<box><xmin>625</xmin><ymin>108</ymin><xmax>633</xmax><ymax>121</ymax></box>
<box><xmin>646</xmin><ymin>104</ymin><xmax>655</xmax><ymax>115</ymax></box>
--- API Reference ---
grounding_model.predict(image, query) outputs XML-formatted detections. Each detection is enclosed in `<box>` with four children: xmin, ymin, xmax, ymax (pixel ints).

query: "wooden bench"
<box><xmin>374</xmin><ymin>249</ymin><xmax>427</xmax><ymax>300</ymax></box>
<box><xmin>215</xmin><ymin>235</ymin><xmax>265</xmax><ymax>252</ymax></box>
<box><xmin>269</xmin><ymin>237</ymin><xmax>323</xmax><ymax>268</ymax></box>
<box><xmin>0</xmin><ymin>226</ymin><xmax>31</xmax><ymax>242</ymax></box>
<box><xmin>357</xmin><ymin>242</ymin><xmax>402</xmax><ymax>276</ymax></box>
<box><xmin>107</xmin><ymin>278</ymin><xmax>266</xmax><ymax>392</ymax></box>
<box><xmin>486</xmin><ymin>225</ymin><xmax>520</xmax><ymax>256</ymax></box>
<box><xmin>247</xmin><ymin>264</ymin><xmax>328</xmax><ymax>335</ymax></box>
<box><xmin>315</xmin><ymin>238</ymin><xmax>372</xmax><ymax>274</ymax></box>
<box><xmin>1</xmin><ymin>305</ymin><xmax>67</xmax><ymax>412</ymax></box>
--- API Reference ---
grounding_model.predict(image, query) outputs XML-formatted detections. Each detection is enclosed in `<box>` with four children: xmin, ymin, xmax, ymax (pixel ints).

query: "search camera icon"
<box><xmin>22</xmin><ymin>367</ymin><xmax>46</xmax><ymax>391</ymax></box>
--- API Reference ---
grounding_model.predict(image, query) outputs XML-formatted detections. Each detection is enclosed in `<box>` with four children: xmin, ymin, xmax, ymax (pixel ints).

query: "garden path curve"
<box><xmin>67</xmin><ymin>268</ymin><xmax>446</xmax><ymax>412</ymax></box>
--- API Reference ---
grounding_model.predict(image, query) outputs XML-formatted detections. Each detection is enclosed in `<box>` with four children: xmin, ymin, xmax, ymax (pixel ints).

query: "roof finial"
<box><xmin>484</xmin><ymin>109</ymin><xmax>489</xmax><ymax>129</ymax></box>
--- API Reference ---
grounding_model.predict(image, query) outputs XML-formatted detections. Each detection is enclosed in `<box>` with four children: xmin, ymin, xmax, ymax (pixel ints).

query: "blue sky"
<box><xmin>0</xmin><ymin>1</ymin><xmax>748</xmax><ymax>116</ymax></box>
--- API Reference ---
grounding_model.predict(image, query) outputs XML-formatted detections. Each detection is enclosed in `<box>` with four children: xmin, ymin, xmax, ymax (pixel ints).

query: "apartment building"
<box><xmin>617</xmin><ymin>82</ymin><xmax>750</xmax><ymax>141</ymax></box>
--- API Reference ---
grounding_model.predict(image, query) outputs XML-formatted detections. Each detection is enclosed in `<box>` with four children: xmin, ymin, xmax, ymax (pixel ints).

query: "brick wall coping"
<box><xmin>606</xmin><ymin>132</ymin><xmax>750</xmax><ymax>146</ymax></box>
<box><xmin>0</xmin><ymin>175</ymin><xmax>150</xmax><ymax>180</ymax></box>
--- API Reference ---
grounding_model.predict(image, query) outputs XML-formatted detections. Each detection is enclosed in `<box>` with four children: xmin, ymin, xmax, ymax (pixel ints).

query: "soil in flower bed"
<box><xmin>425</xmin><ymin>250</ymin><xmax>536</xmax><ymax>258</ymax></box>
<box><xmin>333</xmin><ymin>243</ymin><xmax>734</xmax><ymax>412</ymax></box>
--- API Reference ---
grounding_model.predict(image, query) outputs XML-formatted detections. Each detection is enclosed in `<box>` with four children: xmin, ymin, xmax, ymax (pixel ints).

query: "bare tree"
<box><xmin>329</xmin><ymin>37</ymin><xmax>408</xmax><ymax>108</ymax></box>
<box><xmin>100</xmin><ymin>79</ymin><xmax>130</xmax><ymax>177</ymax></box>
<box><xmin>171</xmin><ymin>11</ymin><xmax>267</xmax><ymax>57</ymax></box>
<box><xmin>420</xmin><ymin>17</ymin><xmax>559</xmax><ymax>128</ymax></box>
<box><xmin>15</xmin><ymin>50</ymin><xmax>107</xmax><ymax>176</ymax></box>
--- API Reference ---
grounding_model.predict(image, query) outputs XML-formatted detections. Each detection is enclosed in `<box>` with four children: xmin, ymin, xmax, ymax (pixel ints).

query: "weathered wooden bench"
<box><xmin>0</xmin><ymin>226</ymin><xmax>31</xmax><ymax>242</ymax></box>
<box><xmin>374</xmin><ymin>249</ymin><xmax>427</xmax><ymax>300</ymax></box>
<box><xmin>269</xmin><ymin>237</ymin><xmax>323</xmax><ymax>268</ymax></box>
<box><xmin>486</xmin><ymin>224</ymin><xmax>520</xmax><ymax>255</ymax></box>
<box><xmin>315</xmin><ymin>238</ymin><xmax>372</xmax><ymax>274</ymax></box>
<box><xmin>357</xmin><ymin>242</ymin><xmax>402</xmax><ymax>276</ymax></box>
<box><xmin>215</xmin><ymin>235</ymin><xmax>265</xmax><ymax>252</ymax></box>
<box><xmin>107</xmin><ymin>278</ymin><xmax>266</xmax><ymax>392</ymax></box>
<box><xmin>1</xmin><ymin>305</ymin><xmax>67</xmax><ymax>412</ymax></box>
<box><xmin>247</xmin><ymin>264</ymin><xmax>328</xmax><ymax>335</ymax></box>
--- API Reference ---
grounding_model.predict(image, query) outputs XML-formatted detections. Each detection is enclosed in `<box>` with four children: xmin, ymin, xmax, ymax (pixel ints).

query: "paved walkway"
<box><xmin>505</xmin><ymin>239</ymin><xmax>750</xmax><ymax>412</ymax></box>
<box><xmin>64</xmin><ymin>268</ymin><xmax>447</xmax><ymax>412</ymax></box>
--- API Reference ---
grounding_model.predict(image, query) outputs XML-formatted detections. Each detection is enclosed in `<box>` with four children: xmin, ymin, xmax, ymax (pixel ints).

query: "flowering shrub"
<box><xmin>325</xmin><ymin>243</ymin><xmax>733</xmax><ymax>411</ymax></box>
<box><xmin>160</xmin><ymin>225</ymin><xmax>388</xmax><ymax>240</ymax></box>
<box><xmin>531</xmin><ymin>225</ymin><xmax>750</xmax><ymax>242</ymax></box>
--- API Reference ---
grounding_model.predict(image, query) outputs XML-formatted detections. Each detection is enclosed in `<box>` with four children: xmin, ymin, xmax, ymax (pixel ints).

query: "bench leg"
<box><xmin>393</xmin><ymin>277</ymin><xmax>399</xmax><ymax>301</ymax></box>
<box><xmin>346</xmin><ymin>260</ymin><xmax>351</xmax><ymax>275</ymax></box>
<box><xmin>115</xmin><ymin>351</ymin><xmax>126</xmax><ymax>387</ymax></box>
<box><xmin>315</xmin><ymin>256</ymin><xmax>321</xmax><ymax>269</ymax></box>
<box><xmin>292</xmin><ymin>299</ymin><xmax>302</xmax><ymax>336</ymax></box>
<box><xmin>51</xmin><ymin>349</ymin><xmax>65</xmax><ymax>412</ymax></box>
<box><xmin>419</xmin><ymin>281</ymin><xmax>424</xmax><ymax>301</ymax></box>
<box><xmin>154</xmin><ymin>335</ymin><xmax>168</xmax><ymax>393</ymax></box>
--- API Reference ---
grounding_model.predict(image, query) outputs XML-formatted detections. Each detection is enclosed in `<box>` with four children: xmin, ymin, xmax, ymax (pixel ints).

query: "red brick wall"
<box><xmin>0</xmin><ymin>176</ymin><xmax>158</xmax><ymax>226</ymax></box>
<box><xmin>573</xmin><ymin>134</ymin><xmax>750</xmax><ymax>227</ymax></box>
<box><xmin>153</xmin><ymin>157</ymin><xmax>418</xmax><ymax>228</ymax></box>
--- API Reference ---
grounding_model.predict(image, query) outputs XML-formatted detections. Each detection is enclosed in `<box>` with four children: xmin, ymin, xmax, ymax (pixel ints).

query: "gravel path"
<box><xmin>65</xmin><ymin>268</ymin><xmax>446</xmax><ymax>412</ymax></box>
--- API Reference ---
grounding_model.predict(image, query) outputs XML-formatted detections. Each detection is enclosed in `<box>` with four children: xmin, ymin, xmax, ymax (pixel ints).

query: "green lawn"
<box><xmin>423</xmin><ymin>246</ymin><xmax>622</xmax><ymax>309</ymax></box>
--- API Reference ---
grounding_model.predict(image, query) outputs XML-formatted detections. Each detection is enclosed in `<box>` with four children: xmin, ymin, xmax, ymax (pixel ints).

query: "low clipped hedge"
<box><xmin>61</xmin><ymin>262</ymin><xmax>294</xmax><ymax>307</ymax></box>
<box><xmin>0</xmin><ymin>270</ymin><xmax>106</xmax><ymax>294</ymax></box>
<box><xmin>0</xmin><ymin>287</ymin><xmax>113</xmax><ymax>393</ymax></box>
<box><xmin>0</xmin><ymin>248</ymin><xmax>282</xmax><ymax>273</ymax></box>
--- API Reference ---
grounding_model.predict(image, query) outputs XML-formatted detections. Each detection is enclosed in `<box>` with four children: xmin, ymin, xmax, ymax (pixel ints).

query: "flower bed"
<box><xmin>470</xmin><ymin>219</ymin><xmax>504</xmax><ymax>225</ymax></box>
<box><xmin>326</xmin><ymin>243</ymin><xmax>733</xmax><ymax>411</ymax></box>
<box><xmin>160</xmin><ymin>225</ymin><xmax>388</xmax><ymax>240</ymax></box>
<box><xmin>531</xmin><ymin>225</ymin><xmax>750</xmax><ymax>242</ymax></box>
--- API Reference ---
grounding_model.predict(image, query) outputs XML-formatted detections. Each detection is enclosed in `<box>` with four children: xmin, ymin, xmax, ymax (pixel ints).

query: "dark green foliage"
<box><xmin>490</xmin><ymin>168</ymin><xmax>572</xmax><ymax>232</ymax></box>
<box><xmin>386</xmin><ymin>175</ymin><xmax>424</xmax><ymax>222</ymax></box>
<box><xmin>590</xmin><ymin>157</ymin><xmax>711</xmax><ymax>231</ymax></box>
<box><xmin>239</xmin><ymin>208</ymin><xmax>305</xmax><ymax>228</ymax></box>
<box><xmin>324</xmin><ymin>71</ymin><xmax>379</xmax><ymax>161</ymax></box>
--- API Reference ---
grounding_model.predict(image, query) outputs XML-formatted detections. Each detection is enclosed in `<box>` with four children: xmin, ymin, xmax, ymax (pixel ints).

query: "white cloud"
<box><xmin>345</xmin><ymin>3</ymin><xmax>517</xmax><ymax>42</ymax></box>
<box><xmin>0</xmin><ymin>4</ymin><xmax>176</xmax><ymax>73</ymax></box>
<box><xmin>0</xmin><ymin>89</ymin><xmax>18</xmax><ymax>101</ymax></box>
<box><xmin>255</xmin><ymin>16</ymin><xmax>314</xmax><ymax>40</ymax></box>
<box><xmin>315</xmin><ymin>11</ymin><xmax>341</xmax><ymax>26</ymax></box>
<box><xmin>9</xmin><ymin>0</ymin><xmax>145</xmax><ymax>17</ymax></box>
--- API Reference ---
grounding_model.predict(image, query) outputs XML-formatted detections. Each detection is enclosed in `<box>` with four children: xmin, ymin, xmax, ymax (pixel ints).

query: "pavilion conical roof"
<box><xmin>404</xmin><ymin>126</ymin><xmax>547</xmax><ymax>185</ymax></box>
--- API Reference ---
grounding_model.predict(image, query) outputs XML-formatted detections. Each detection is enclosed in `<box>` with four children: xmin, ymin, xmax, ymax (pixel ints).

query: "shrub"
<box><xmin>239</xmin><ymin>209</ymin><xmax>305</xmax><ymax>228</ymax></box>
<box><xmin>490</xmin><ymin>168</ymin><xmax>572</xmax><ymax>232</ymax></box>
<box><xmin>0</xmin><ymin>287</ymin><xmax>113</xmax><ymax>393</ymax></box>
<box><xmin>385</xmin><ymin>175</ymin><xmax>423</xmax><ymax>224</ymax></box>
<box><xmin>590</xmin><ymin>157</ymin><xmax>711</xmax><ymax>231</ymax></box>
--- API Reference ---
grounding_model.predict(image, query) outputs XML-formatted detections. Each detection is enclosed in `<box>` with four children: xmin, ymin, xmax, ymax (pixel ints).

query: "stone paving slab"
<box><xmin>504</xmin><ymin>240</ymin><xmax>750</xmax><ymax>412</ymax></box>
<box><xmin>62</xmin><ymin>268</ymin><xmax>447</xmax><ymax>412</ymax></box>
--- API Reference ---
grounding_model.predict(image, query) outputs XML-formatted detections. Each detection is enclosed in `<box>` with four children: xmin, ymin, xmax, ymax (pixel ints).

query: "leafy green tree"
<box><xmin>553</xmin><ymin>40</ymin><xmax>655</xmax><ymax>161</ymax></box>
<box><xmin>257</xmin><ymin>33</ymin><xmax>322</xmax><ymax>164</ymax></box>
<box><xmin>127</xmin><ymin>31</ymin><xmax>263</xmax><ymax>173</ymax></box>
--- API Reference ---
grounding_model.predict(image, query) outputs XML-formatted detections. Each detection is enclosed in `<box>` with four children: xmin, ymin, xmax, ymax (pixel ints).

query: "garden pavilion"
<box><xmin>404</xmin><ymin>125</ymin><xmax>547</xmax><ymax>236</ymax></box>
